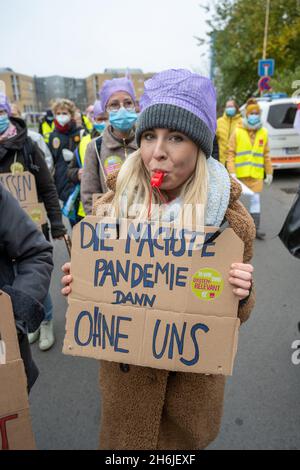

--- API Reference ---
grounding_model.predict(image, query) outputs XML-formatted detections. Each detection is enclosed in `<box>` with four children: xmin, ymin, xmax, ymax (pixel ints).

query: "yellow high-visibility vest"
<box><xmin>82</xmin><ymin>115</ymin><xmax>93</xmax><ymax>133</ymax></box>
<box><xmin>235</xmin><ymin>127</ymin><xmax>268</xmax><ymax>180</ymax></box>
<box><xmin>41</xmin><ymin>121</ymin><xmax>55</xmax><ymax>144</ymax></box>
<box><xmin>216</xmin><ymin>114</ymin><xmax>242</xmax><ymax>165</ymax></box>
<box><xmin>77</xmin><ymin>134</ymin><xmax>92</xmax><ymax>218</ymax></box>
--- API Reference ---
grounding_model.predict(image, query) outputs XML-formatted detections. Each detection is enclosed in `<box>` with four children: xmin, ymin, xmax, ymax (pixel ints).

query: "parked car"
<box><xmin>241</xmin><ymin>94</ymin><xmax>300</xmax><ymax>170</ymax></box>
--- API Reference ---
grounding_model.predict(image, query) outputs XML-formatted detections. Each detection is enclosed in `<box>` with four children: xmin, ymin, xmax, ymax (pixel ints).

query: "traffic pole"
<box><xmin>261</xmin><ymin>0</ymin><xmax>271</xmax><ymax>96</ymax></box>
<box><xmin>263</xmin><ymin>0</ymin><xmax>270</xmax><ymax>60</ymax></box>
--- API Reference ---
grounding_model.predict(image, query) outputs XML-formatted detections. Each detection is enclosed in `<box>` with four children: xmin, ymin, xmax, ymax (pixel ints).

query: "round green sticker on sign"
<box><xmin>191</xmin><ymin>268</ymin><xmax>224</xmax><ymax>301</ymax></box>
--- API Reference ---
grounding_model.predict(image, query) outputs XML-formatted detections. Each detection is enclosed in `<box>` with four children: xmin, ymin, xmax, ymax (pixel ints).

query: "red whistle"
<box><xmin>150</xmin><ymin>171</ymin><xmax>165</xmax><ymax>188</ymax></box>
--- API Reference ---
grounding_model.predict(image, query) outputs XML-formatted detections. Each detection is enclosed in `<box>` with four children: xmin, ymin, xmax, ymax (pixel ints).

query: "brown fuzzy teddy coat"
<box><xmin>94</xmin><ymin>172</ymin><xmax>256</xmax><ymax>450</ymax></box>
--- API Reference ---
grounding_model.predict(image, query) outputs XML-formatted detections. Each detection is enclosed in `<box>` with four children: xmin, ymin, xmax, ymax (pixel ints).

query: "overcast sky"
<box><xmin>1</xmin><ymin>0</ymin><xmax>212</xmax><ymax>78</ymax></box>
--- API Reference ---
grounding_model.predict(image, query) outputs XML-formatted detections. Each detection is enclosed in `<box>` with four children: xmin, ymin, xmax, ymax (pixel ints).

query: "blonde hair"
<box><xmin>110</xmin><ymin>148</ymin><xmax>209</xmax><ymax>225</ymax></box>
<box><xmin>52</xmin><ymin>99</ymin><xmax>76</xmax><ymax>118</ymax></box>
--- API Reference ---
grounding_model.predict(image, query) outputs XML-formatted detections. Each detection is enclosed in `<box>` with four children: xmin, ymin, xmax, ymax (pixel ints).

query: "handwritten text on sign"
<box><xmin>74</xmin><ymin>306</ymin><xmax>209</xmax><ymax>366</ymax></box>
<box><xmin>65</xmin><ymin>301</ymin><xmax>239</xmax><ymax>374</ymax></box>
<box><xmin>80</xmin><ymin>220</ymin><xmax>216</xmax><ymax>308</ymax></box>
<box><xmin>0</xmin><ymin>172</ymin><xmax>38</xmax><ymax>204</ymax></box>
<box><xmin>63</xmin><ymin>218</ymin><xmax>243</xmax><ymax>375</ymax></box>
<box><xmin>0</xmin><ymin>414</ymin><xmax>18</xmax><ymax>450</ymax></box>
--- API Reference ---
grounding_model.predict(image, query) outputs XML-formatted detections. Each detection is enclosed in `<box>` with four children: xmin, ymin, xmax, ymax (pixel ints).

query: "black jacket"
<box><xmin>0</xmin><ymin>117</ymin><xmax>66</xmax><ymax>238</ymax></box>
<box><xmin>0</xmin><ymin>184</ymin><xmax>53</xmax><ymax>389</ymax></box>
<box><xmin>48</xmin><ymin>122</ymin><xmax>82</xmax><ymax>202</ymax></box>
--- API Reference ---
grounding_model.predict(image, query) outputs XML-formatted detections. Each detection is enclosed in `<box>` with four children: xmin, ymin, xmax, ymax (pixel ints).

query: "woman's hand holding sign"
<box><xmin>228</xmin><ymin>263</ymin><xmax>253</xmax><ymax>300</ymax></box>
<box><xmin>61</xmin><ymin>261</ymin><xmax>254</xmax><ymax>301</ymax></box>
<box><xmin>61</xmin><ymin>262</ymin><xmax>72</xmax><ymax>296</ymax></box>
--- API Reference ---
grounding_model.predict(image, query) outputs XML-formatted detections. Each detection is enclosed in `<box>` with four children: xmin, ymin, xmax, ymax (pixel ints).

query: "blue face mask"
<box><xmin>109</xmin><ymin>107</ymin><xmax>138</xmax><ymax>132</ymax></box>
<box><xmin>247</xmin><ymin>114</ymin><xmax>261</xmax><ymax>126</ymax></box>
<box><xmin>225</xmin><ymin>107</ymin><xmax>237</xmax><ymax>117</ymax></box>
<box><xmin>0</xmin><ymin>114</ymin><xmax>10</xmax><ymax>134</ymax></box>
<box><xmin>94</xmin><ymin>122</ymin><xmax>106</xmax><ymax>134</ymax></box>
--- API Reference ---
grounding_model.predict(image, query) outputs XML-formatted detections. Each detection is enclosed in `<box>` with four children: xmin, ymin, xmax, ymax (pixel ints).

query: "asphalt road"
<box><xmin>29</xmin><ymin>169</ymin><xmax>300</xmax><ymax>450</ymax></box>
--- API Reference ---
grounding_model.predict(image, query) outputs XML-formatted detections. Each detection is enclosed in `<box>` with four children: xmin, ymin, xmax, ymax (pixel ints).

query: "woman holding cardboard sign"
<box><xmin>62</xmin><ymin>69</ymin><xmax>255</xmax><ymax>450</ymax></box>
<box><xmin>0</xmin><ymin>92</ymin><xmax>66</xmax><ymax>352</ymax></box>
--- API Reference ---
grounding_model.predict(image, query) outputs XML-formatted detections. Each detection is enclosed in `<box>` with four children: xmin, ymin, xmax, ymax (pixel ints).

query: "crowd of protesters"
<box><xmin>1</xmin><ymin>68</ymin><xmax>282</xmax><ymax>449</ymax></box>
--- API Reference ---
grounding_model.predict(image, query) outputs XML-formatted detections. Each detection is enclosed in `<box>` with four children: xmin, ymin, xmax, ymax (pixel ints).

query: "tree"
<box><xmin>271</xmin><ymin>66</ymin><xmax>300</xmax><ymax>96</ymax></box>
<box><xmin>196</xmin><ymin>0</ymin><xmax>300</xmax><ymax>107</ymax></box>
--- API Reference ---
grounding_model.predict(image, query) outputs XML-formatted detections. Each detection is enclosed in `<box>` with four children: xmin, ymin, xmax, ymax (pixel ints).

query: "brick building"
<box><xmin>0</xmin><ymin>67</ymin><xmax>154</xmax><ymax>113</ymax></box>
<box><xmin>0</xmin><ymin>68</ymin><xmax>37</xmax><ymax>113</ymax></box>
<box><xmin>86</xmin><ymin>69</ymin><xmax>154</xmax><ymax>106</ymax></box>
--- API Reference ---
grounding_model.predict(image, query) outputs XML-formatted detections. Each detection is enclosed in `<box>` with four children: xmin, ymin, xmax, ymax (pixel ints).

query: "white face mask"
<box><xmin>56</xmin><ymin>114</ymin><xmax>71</xmax><ymax>126</ymax></box>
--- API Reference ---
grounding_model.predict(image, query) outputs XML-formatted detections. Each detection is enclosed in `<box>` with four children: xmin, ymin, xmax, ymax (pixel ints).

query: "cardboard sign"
<box><xmin>0</xmin><ymin>172</ymin><xmax>47</xmax><ymax>228</ymax></box>
<box><xmin>92</xmin><ymin>193</ymin><xmax>103</xmax><ymax>209</ymax></box>
<box><xmin>21</xmin><ymin>203</ymin><xmax>47</xmax><ymax>227</ymax></box>
<box><xmin>0</xmin><ymin>291</ymin><xmax>36</xmax><ymax>450</ymax></box>
<box><xmin>0</xmin><ymin>172</ymin><xmax>38</xmax><ymax>205</ymax></box>
<box><xmin>63</xmin><ymin>217</ymin><xmax>244</xmax><ymax>375</ymax></box>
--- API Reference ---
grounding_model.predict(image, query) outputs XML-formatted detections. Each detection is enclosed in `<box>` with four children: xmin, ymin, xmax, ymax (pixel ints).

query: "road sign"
<box><xmin>258</xmin><ymin>59</ymin><xmax>275</xmax><ymax>77</ymax></box>
<box><xmin>258</xmin><ymin>76</ymin><xmax>272</xmax><ymax>92</ymax></box>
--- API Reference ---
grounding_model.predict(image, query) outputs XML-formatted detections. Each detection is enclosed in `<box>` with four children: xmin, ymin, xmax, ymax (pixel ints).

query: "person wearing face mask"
<box><xmin>11</xmin><ymin>103</ymin><xmax>54</xmax><ymax>175</ymax></box>
<box><xmin>80</xmin><ymin>77</ymin><xmax>138</xmax><ymax>215</ymax></box>
<box><xmin>0</xmin><ymin>92</ymin><xmax>66</xmax><ymax>351</ymax></box>
<box><xmin>67</xmin><ymin>100</ymin><xmax>108</xmax><ymax>219</ymax></box>
<box><xmin>39</xmin><ymin>109</ymin><xmax>55</xmax><ymax>145</ymax></box>
<box><xmin>48</xmin><ymin>99</ymin><xmax>82</xmax><ymax>215</ymax></box>
<box><xmin>61</xmin><ymin>69</ymin><xmax>256</xmax><ymax>450</ymax></box>
<box><xmin>226</xmin><ymin>98</ymin><xmax>273</xmax><ymax>240</ymax></box>
<box><xmin>216</xmin><ymin>99</ymin><xmax>242</xmax><ymax>165</ymax></box>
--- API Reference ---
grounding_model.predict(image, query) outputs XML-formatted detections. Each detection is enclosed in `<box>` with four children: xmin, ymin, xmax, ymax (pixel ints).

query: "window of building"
<box><xmin>11</xmin><ymin>75</ymin><xmax>21</xmax><ymax>101</ymax></box>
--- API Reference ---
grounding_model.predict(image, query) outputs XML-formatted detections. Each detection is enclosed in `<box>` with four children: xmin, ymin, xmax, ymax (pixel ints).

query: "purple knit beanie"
<box><xmin>136</xmin><ymin>69</ymin><xmax>217</xmax><ymax>158</ymax></box>
<box><xmin>0</xmin><ymin>93</ymin><xmax>11</xmax><ymax>115</ymax></box>
<box><xmin>100</xmin><ymin>77</ymin><xmax>136</xmax><ymax>111</ymax></box>
<box><xmin>93</xmin><ymin>100</ymin><xmax>104</xmax><ymax>118</ymax></box>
